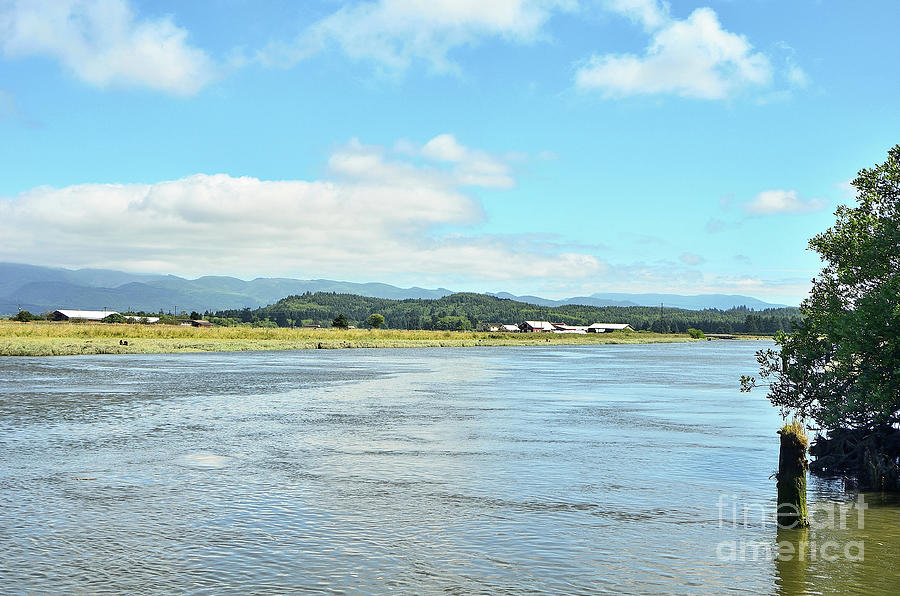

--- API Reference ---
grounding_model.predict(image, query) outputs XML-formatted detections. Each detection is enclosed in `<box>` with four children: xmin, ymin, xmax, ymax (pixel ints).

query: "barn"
<box><xmin>50</xmin><ymin>309</ymin><xmax>119</xmax><ymax>321</ymax></box>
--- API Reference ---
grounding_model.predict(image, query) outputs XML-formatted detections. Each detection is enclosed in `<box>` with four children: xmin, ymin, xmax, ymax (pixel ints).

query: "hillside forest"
<box><xmin>211</xmin><ymin>292</ymin><xmax>800</xmax><ymax>334</ymax></box>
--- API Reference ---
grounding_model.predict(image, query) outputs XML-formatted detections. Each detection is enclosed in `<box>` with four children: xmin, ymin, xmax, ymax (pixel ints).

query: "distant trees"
<box><xmin>213</xmin><ymin>291</ymin><xmax>801</xmax><ymax>332</ymax></box>
<box><xmin>11</xmin><ymin>310</ymin><xmax>42</xmax><ymax>322</ymax></box>
<box><xmin>101</xmin><ymin>313</ymin><xmax>127</xmax><ymax>323</ymax></box>
<box><xmin>367</xmin><ymin>313</ymin><xmax>385</xmax><ymax>329</ymax></box>
<box><xmin>332</xmin><ymin>314</ymin><xmax>349</xmax><ymax>329</ymax></box>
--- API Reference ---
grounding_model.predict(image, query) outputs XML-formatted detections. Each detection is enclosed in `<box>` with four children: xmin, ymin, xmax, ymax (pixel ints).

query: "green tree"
<box><xmin>101</xmin><ymin>313</ymin><xmax>127</xmax><ymax>323</ymax></box>
<box><xmin>332</xmin><ymin>313</ymin><xmax>349</xmax><ymax>329</ymax></box>
<box><xmin>11</xmin><ymin>310</ymin><xmax>40</xmax><ymax>322</ymax></box>
<box><xmin>367</xmin><ymin>313</ymin><xmax>385</xmax><ymax>329</ymax></box>
<box><xmin>742</xmin><ymin>146</ymin><xmax>900</xmax><ymax>430</ymax></box>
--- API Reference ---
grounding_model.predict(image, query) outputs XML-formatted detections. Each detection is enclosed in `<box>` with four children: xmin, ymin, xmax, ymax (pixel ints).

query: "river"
<box><xmin>1</xmin><ymin>342</ymin><xmax>897</xmax><ymax>593</ymax></box>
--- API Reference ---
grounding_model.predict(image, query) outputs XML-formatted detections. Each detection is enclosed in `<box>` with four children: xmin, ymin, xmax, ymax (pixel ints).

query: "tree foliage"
<box><xmin>743</xmin><ymin>146</ymin><xmax>900</xmax><ymax>431</ymax></box>
<box><xmin>11</xmin><ymin>310</ymin><xmax>42</xmax><ymax>322</ymax></box>
<box><xmin>367</xmin><ymin>313</ymin><xmax>385</xmax><ymax>329</ymax></box>
<box><xmin>332</xmin><ymin>313</ymin><xmax>349</xmax><ymax>329</ymax></box>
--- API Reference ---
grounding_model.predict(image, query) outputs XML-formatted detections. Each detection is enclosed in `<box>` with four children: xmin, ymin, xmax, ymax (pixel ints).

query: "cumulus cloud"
<box><xmin>576</xmin><ymin>5</ymin><xmax>771</xmax><ymax>99</ymax></box>
<box><xmin>744</xmin><ymin>189</ymin><xmax>826</xmax><ymax>215</ymax></box>
<box><xmin>0</xmin><ymin>0</ymin><xmax>215</xmax><ymax>95</ymax></box>
<box><xmin>0</xmin><ymin>135</ymin><xmax>602</xmax><ymax>283</ymax></box>
<box><xmin>257</xmin><ymin>0</ymin><xmax>573</xmax><ymax>72</ymax></box>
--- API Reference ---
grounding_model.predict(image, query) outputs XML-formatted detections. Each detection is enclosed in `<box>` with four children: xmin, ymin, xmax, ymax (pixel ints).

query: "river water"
<box><xmin>1</xmin><ymin>342</ymin><xmax>898</xmax><ymax>594</ymax></box>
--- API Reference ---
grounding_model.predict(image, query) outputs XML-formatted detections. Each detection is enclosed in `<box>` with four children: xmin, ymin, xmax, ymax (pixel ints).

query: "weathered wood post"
<box><xmin>777</xmin><ymin>419</ymin><xmax>810</xmax><ymax>528</ymax></box>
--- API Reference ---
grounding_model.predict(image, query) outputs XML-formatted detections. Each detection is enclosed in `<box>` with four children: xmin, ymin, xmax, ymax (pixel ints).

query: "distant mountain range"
<box><xmin>0</xmin><ymin>262</ymin><xmax>790</xmax><ymax>315</ymax></box>
<box><xmin>488</xmin><ymin>291</ymin><xmax>788</xmax><ymax>310</ymax></box>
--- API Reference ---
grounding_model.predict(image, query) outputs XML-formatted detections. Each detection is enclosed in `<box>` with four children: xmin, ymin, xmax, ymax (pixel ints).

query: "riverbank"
<box><xmin>0</xmin><ymin>321</ymin><xmax>742</xmax><ymax>356</ymax></box>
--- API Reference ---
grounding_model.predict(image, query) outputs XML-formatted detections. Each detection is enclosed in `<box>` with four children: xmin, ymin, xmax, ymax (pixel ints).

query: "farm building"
<box><xmin>125</xmin><ymin>315</ymin><xmax>160</xmax><ymax>323</ymax></box>
<box><xmin>551</xmin><ymin>324</ymin><xmax>589</xmax><ymax>334</ymax></box>
<box><xmin>50</xmin><ymin>309</ymin><xmax>119</xmax><ymax>321</ymax></box>
<box><xmin>50</xmin><ymin>309</ymin><xmax>161</xmax><ymax>323</ymax></box>
<box><xmin>520</xmin><ymin>321</ymin><xmax>557</xmax><ymax>332</ymax></box>
<box><xmin>516</xmin><ymin>321</ymin><xmax>634</xmax><ymax>333</ymax></box>
<box><xmin>587</xmin><ymin>323</ymin><xmax>634</xmax><ymax>333</ymax></box>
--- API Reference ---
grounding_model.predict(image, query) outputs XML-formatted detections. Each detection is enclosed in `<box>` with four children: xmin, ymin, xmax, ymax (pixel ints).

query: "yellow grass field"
<box><xmin>0</xmin><ymin>321</ymin><xmax>702</xmax><ymax>356</ymax></box>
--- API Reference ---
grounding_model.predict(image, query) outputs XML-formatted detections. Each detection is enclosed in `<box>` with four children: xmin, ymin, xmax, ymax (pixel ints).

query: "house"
<box><xmin>191</xmin><ymin>320</ymin><xmax>214</xmax><ymax>327</ymax></box>
<box><xmin>587</xmin><ymin>323</ymin><xmax>634</xmax><ymax>333</ymax></box>
<box><xmin>50</xmin><ymin>309</ymin><xmax>118</xmax><ymax>321</ymax></box>
<box><xmin>501</xmin><ymin>324</ymin><xmax>520</xmax><ymax>332</ymax></box>
<box><xmin>520</xmin><ymin>321</ymin><xmax>556</xmax><ymax>332</ymax></box>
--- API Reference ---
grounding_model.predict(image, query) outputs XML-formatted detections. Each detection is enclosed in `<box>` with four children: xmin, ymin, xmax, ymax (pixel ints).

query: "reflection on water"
<box><xmin>775</xmin><ymin>493</ymin><xmax>900</xmax><ymax>596</ymax></box>
<box><xmin>0</xmin><ymin>343</ymin><xmax>897</xmax><ymax>593</ymax></box>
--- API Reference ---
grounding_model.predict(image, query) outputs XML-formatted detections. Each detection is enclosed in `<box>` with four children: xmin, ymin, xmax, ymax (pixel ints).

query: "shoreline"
<box><xmin>0</xmin><ymin>321</ymin><xmax>769</xmax><ymax>357</ymax></box>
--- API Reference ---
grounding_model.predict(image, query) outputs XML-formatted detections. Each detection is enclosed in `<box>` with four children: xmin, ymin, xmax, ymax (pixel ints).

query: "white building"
<box><xmin>51</xmin><ymin>309</ymin><xmax>119</xmax><ymax>321</ymax></box>
<box><xmin>587</xmin><ymin>323</ymin><xmax>634</xmax><ymax>333</ymax></box>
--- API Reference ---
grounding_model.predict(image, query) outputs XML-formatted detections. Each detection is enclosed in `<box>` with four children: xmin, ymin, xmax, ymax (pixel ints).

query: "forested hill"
<box><xmin>212</xmin><ymin>292</ymin><xmax>801</xmax><ymax>334</ymax></box>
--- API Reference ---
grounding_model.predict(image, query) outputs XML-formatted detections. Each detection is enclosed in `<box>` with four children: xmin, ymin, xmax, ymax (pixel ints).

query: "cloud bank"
<box><xmin>0</xmin><ymin>135</ymin><xmax>604</xmax><ymax>284</ymax></box>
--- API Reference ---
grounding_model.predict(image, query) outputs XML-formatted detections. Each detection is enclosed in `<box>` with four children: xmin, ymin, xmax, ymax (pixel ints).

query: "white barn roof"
<box><xmin>523</xmin><ymin>320</ymin><xmax>556</xmax><ymax>331</ymax></box>
<box><xmin>125</xmin><ymin>315</ymin><xmax>160</xmax><ymax>323</ymax></box>
<box><xmin>54</xmin><ymin>309</ymin><xmax>119</xmax><ymax>321</ymax></box>
<box><xmin>588</xmin><ymin>323</ymin><xmax>633</xmax><ymax>330</ymax></box>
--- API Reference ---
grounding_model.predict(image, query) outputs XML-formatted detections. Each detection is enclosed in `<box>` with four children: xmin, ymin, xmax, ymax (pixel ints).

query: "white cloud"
<box><xmin>576</xmin><ymin>6</ymin><xmax>771</xmax><ymax>99</ymax></box>
<box><xmin>0</xmin><ymin>0</ymin><xmax>215</xmax><ymax>95</ymax></box>
<box><xmin>332</xmin><ymin>134</ymin><xmax>515</xmax><ymax>189</ymax></box>
<box><xmin>422</xmin><ymin>133</ymin><xmax>469</xmax><ymax>162</ymax></box>
<box><xmin>836</xmin><ymin>179</ymin><xmax>855</xmax><ymax>199</ymax></box>
<box><xmin>258</xmin><ymin>0</ymin><xmax>574</xmax><ymax>72</ymax></box>
<box><xmin>605</xmin><ymin>0</ymin><xmax>669</xmax><ymax>31</ymax></box>
<box><xmin>679</xmin><ymin>252</ymin><xmax>704</xmax><ymax>266</ymax></box>
<box><xmin>745</xmin><ymin>189</ymin><xmax>826</xmax><ymax>215</ymax></box>
<box><xmin>733</xmin><ymin>277</ymin><xmax>763</xmax><ymax>287</ymax></box>
<box><xmin>787</xmin><ymin>64</ymin><xmax>808</xmax><ymax>88</ymax></box>
<box><xmin>0</xmin><ymin>136</ymin><xmax>600</xmax><ymax>283</ymax></box>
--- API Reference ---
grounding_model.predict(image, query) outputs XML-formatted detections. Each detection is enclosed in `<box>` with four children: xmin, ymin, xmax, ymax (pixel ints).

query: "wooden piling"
<box><xmin>777</xmin><ymin>419</ymin><xmax>810</xmax><ymax>528</ymax></box>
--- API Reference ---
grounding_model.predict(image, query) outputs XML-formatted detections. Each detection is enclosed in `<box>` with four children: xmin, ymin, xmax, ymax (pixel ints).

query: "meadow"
<box><xmin>0</xmin><ymin>321</ymin><xmax>702</xmax><ymax>356</ymax></box>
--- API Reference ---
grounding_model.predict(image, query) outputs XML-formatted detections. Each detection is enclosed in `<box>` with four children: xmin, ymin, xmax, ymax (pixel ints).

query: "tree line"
<box><xmin>212</xmin><ymin>291</ymin><xmax>800</xmax><ymax>334</ymax></box>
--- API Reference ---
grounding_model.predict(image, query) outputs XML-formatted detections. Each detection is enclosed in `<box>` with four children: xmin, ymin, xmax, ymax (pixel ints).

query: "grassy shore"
<box><xmin>0</xmin><ymin>320</ymin><xmax>720</xmax><ymax>356</ymax></box>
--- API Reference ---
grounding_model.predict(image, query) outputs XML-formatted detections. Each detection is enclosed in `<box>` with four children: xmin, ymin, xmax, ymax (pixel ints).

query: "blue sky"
<box><xmin>1</xmin><ymin>0</ymin><xmax>898</xmax><ymax>305</ymax></box>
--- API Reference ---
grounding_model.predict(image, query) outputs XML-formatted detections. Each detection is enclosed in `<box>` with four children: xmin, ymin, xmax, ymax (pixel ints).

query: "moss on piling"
<box><xmin>777</xmin><ymin>418</ymin><xmax>810</xmax><ymax>528</ymax></box>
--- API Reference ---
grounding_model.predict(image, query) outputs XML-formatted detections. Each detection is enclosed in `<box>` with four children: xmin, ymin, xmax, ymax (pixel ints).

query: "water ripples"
<box><xmin>2</xmin><ymin>344</ymin><xmax>896</xmax><ymax>593</ymax></box>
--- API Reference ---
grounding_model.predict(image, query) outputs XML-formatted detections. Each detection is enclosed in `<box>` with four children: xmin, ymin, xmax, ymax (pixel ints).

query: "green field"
<box><xmin>0</xmin><ymin>321</ymin><xmax>714</xmax><ymax>356</ymax></box>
